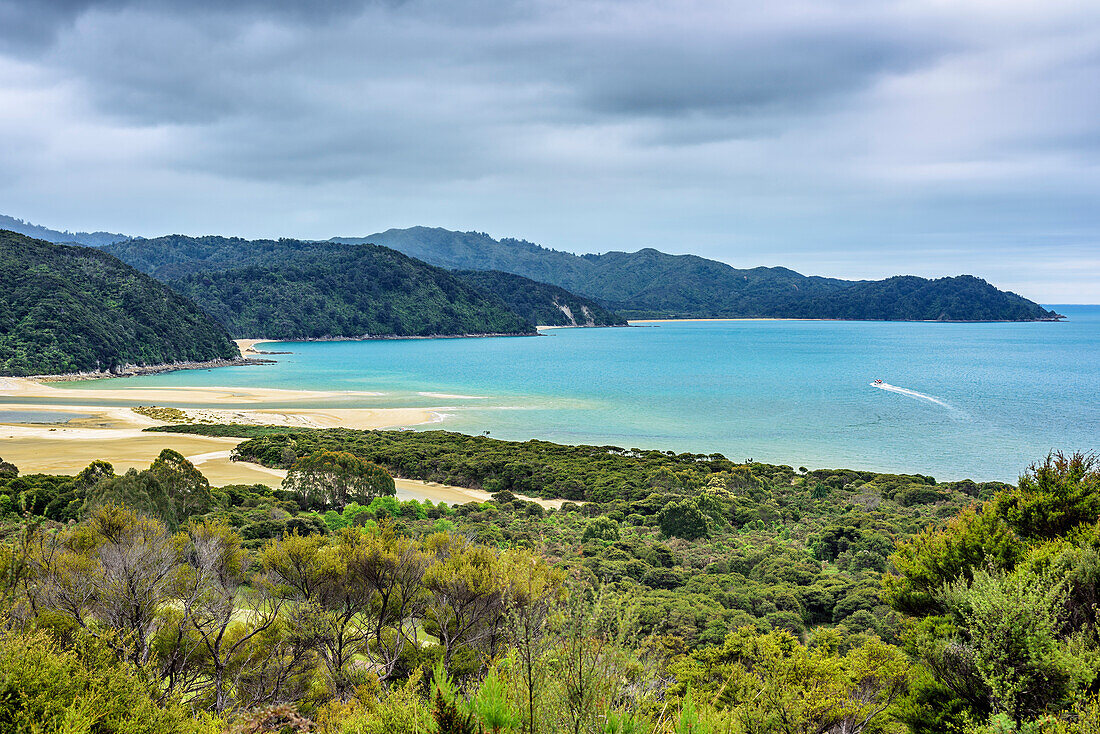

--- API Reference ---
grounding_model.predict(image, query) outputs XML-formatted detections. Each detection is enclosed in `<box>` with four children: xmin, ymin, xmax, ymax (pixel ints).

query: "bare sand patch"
<box><xmin>0</xmin><ymin>403</ymin><xmax>161</xmax><ymax>430</ymax></box>
<box><xmin>0</xmin><ymin>432</ymin><xmax>241</xmax><ymax>477</ymax></box>
<box><xmin>393</xmin><ymin>478</ymin><xmax>568</xmax><ymax>509</ymax></box>
<box><xmin>235</xmin><ymin>339</ymin><xmax>274</xmax><ymax>354</ymax></box>
<box><xmin>0</xmin><ymin>377</ymin><xmax>383</xmax><ymax>405</ymax></box>
<box><xmin>178</xmin><ymin>407</ymin><xmax>440</xmax><ymax>430</ymax></box>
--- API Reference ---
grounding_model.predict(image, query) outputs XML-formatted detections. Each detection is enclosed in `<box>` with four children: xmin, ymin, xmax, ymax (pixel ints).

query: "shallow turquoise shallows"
<box><xmin>55</xmin><ymin>305</ymin><xmax>1099</xmax><ymax>482</ymax></box>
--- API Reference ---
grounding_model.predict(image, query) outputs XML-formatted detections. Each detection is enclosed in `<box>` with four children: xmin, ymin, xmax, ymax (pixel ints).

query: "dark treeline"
<box><xmin>151</xmin><ymin>425</ymin><xmax>1000</xmax><ymax>506</ymax></box>
<box><xmin>0</xmin><ymin>230</ymin><xmax>239</xmax><ymax>376</ymax></box>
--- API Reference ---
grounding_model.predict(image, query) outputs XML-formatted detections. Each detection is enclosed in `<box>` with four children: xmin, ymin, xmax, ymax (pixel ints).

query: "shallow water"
<box><xmin>0</xmin><ymin>410</ymin><xmax>88</xmax><ymax>424</ymax></box>
<box><xmin>55</xmin><ymin>305</ymin><xmax>1100</xmax><ymax>482</ymax></box>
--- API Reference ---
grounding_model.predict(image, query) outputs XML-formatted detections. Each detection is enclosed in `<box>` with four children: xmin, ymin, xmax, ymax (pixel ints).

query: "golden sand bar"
<box><xmin>0</xmin><ymin>423</ymin><xmax>564</xmax><ymax>508</ymax></box>
<box><xmin>236</xmin><ymin>338</ymin><xmax>276</xmax><ymax>354</ymax></box>
<box><xmin>0</xmin><ymin>376</ymin><xmax>383</xmax><ymax>405</ymax></box>
<box><xmin>0</xmin><ymin>378</ymin><xmax>565</xmax><ymax>508</ymax></box>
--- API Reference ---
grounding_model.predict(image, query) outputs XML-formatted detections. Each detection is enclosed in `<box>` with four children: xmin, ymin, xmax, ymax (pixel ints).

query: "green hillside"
<box><xmin>0</xmin><ymin>230</ymin><xmax>239</xmax><ymax>376</ymax></box>
<box><xmin>787</xmin><ymin>274</ymin><xmax>1053</xmax><ymax>321</ymax></box>
<box><xmin>345</xmin><ymin>227</ymin><xmax>1060</xmax><ymax>321</ymax></box>
<box><xmin>453</xmin><ymin>269</ymin><xmax>627</xmax><ymax>326</ymax></box>
<box><xmin>106</xmin><ymin>236</ymin><xmax>535</xmax><ymax>339</ymax></box>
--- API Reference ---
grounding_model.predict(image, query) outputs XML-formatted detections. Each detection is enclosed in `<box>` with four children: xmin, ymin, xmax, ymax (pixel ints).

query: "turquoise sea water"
<box><xmin>54</xmin><ymin>305</ymin><xmax>1099</xmax><ymax>482</ymax></box>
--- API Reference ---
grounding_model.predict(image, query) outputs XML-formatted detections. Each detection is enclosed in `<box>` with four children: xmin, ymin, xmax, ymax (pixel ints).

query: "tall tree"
<box><xmin>40</xmin><ymin>505</ymin><xmax>187</xmax><ymax>666</ymax></box>
<box><xmin>424</xmin><ymin>533</ymin><xmax>507</xmax><ymax>670</ymax></box>
<box><xmin>283</xmin><ymin>450</ymin><xmax>395</xmax><ymax>512</ymax></box>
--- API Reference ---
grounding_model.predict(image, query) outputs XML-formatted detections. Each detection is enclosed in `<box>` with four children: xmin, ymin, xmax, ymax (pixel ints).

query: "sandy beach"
<box><xmin>0</xmin><ymin>414</ymin><xmax>563</xmax><ymax>507</ymax></box>
<box><xmin>0</xmin><ymin>375</ymin><xmax>564</xmax><ymax>508</ymax></box>
<box><xmin>0</xmin><ymin>376</ymin><xmax>384</xmax><ymax>405</ymax></box>
<box><xmin>236</xmin><ymin>338</ymin><xmax>275</xmax><ymax>354</ymax></box>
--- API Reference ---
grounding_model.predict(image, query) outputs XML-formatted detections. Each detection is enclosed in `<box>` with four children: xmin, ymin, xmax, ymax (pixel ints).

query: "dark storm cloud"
<box><xmin>0</xmin><ymin>0</ymin><xmax>1098</xmax><ymax>300</ymax></box>
<box><xmin>5</xmin><ymin>0</ymin><xmax>943</xmax><ymax>142</ymax></box>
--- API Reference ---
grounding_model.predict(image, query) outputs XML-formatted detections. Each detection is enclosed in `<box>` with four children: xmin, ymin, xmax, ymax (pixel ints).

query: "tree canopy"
<box><xmin>283</xmin><ymin>450</ymin><xmax>396</xmax><ymax>511</ymax></box>
<box><xmin>105</xmin><ymin>236</ymin><xmax>536</xmax><ymax>339</ymax></box>
<box><xmin>353</xmin><ymin>226</ymin><xmax>1060</xmax><ymax>321</ymax></box>
<box><xmin>0</xmin><ymin>230</ymin><xmax>240</xmax><ymax>376</ymax></box>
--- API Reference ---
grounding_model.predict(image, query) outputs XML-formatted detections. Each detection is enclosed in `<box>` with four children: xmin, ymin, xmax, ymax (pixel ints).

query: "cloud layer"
<box><xmin>1</xmin><ymin>0</ymin><xmax>1098</xmax><ymax>300</ymax></box>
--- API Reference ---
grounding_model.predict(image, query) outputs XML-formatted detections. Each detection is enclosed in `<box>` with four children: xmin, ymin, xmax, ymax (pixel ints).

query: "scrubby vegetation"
<box><xmin>0</xmin><ymin>230</ymin><xmax>240</xmax><ymax>376</ymax></box>
<box><xmin>2</xmin><ymin>438</ymin><xmax>1098</xmax><ymax>733</ymax></box>
<box><xmin>149</xmin><ymin>425</ymin><xmax>1003</xmax><ymax>506</ymax></box>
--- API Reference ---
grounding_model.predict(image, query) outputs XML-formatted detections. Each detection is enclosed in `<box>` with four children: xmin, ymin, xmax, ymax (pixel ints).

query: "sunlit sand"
<box><xmin>0</xmin><ymin>376</ymin><xmax>564</xmax><ymax>508</ymax></box>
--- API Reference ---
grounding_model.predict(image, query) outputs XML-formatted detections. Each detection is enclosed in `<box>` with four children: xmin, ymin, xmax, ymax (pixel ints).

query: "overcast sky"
<box><xmin>1</xmin><ymin>0</ymin><xmax>1098</xmax><ymax>302</ymax></box>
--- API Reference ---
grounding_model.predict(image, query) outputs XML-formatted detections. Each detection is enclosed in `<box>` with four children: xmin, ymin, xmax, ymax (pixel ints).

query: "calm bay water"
<box><xmin>58</xmin><ymin>305</ymin><xmax>1099</xmax><ymax>482</ymax></box>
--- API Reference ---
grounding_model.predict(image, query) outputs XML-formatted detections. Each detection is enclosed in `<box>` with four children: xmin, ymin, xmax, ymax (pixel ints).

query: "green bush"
<box><xmin>0</xmin><ymin>628</ymin><xmax>222</xmax><ymax>734</ymax></box>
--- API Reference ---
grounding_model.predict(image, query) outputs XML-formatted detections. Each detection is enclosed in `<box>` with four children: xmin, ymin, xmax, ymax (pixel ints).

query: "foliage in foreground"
<box><xmin>0</xmin><ymin>626</ymin><xmax>223</xmax><ymax>734</ymax></box>
<box><xmin>2</xmin><ymin>445</ymin><xmax>1100</xmax><ymax>733</ymax></box>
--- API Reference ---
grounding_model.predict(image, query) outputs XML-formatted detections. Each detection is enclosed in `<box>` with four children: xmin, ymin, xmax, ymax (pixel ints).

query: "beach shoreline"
<box><xmin>0</xmin><ymin>366</ymin><xmax>575</xmax><ymax>506</ymax></box>
<box><xmin>28</xmin><ymin>357</ymin><xmax>275</xmax><ymax>383</ymax></box>
<box><xmin>0</xmin><ymin>403</ymin><xmax>563</xmax><ymax>507</ymax></box>
<box><xmin>0</xmin><ymin>371</ymin><xmax>470</xmax><ymax>501</ymax></box>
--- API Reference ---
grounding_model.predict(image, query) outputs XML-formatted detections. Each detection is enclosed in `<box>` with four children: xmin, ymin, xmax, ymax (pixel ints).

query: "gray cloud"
<box><xmin>0</xmin><ymin>0</ymin><xmax>1098</xmax><ymax>301</ymax></box>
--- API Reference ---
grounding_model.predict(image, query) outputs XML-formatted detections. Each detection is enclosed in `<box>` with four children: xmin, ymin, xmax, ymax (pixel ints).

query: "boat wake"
<box><xmin>871</xmin><ymin>381</ymin><xmax>951</xmax><ymax>408</ymax></box>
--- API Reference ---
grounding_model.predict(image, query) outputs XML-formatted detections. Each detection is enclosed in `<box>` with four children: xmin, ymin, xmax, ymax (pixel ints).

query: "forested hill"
<box><xmin>344</xmin><ymin>227</ymin><xmax>1059</xmax><ymax>321</ymax></box>
<box><xmin>105</xmin><ymin>236</ymin><xmax>535</xmax><ymax>339</ymax></box>
<box><xmin>0</xmin><ymin>230</ymin><xmax>240</xmax><ymax>376</ymax></box>
<box><xmin>453</xmin><ymin>270</ymin><xmax>627</xmax><ymax>326</ymax></box>
<box><xmin>0</xmin><ymin>214</ymin><xmax>129</xmax><ymax>248</ymax></box>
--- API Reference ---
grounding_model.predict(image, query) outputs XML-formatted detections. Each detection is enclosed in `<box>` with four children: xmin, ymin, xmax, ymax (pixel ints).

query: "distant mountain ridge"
<box><xmin>0</xmin><ymin>215</ymin><xmax>130</xmax><ymax>248</ymax></box>
<box><xmin>104</xmin><ymin>236</ymin><xmax>536</xmax><ymax>339</ymax></box>
<box><xmin>1</xmin><ymin>213</ymin><xmax>1058</xmax><ymax>325</ymax></box>
<box><xmin>339</xmin><ymin>227</ymin><xmax>1059</xmax><ymax>322</ymax></box>
<box><xmin>0</xmin><ymin>230</ymin><xmax>239</xmax><ymax>376</ymax></box>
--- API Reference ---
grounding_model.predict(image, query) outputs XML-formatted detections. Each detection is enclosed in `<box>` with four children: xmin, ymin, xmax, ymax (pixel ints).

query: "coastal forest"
<box><xmin>104</xmin><ymin>236</ymin><xmax>619</xmax><ymax>338</ymax></box>
<box><xmin>3</xmin><ymin>423</ymin><xmax>1099</xmax><ymax>734</ymax></box>
<box><xmin>353</xmin><ymin>227</ymin><xmax>1059</xmax><ymax>321</ymax></box>
<box><xmin>452</xmin><ymin>270</ymin><xmax>627</xmax><ymax>327</ymax></box>
<box><xmin>167</xmin><ymin>253</ymin><xmax>535</xmax><ymax>340</ymax></box>
<box><xmin>0</xmin><ymin>230</ymin><xmax>240</xmax><ymax>376</ymax></box>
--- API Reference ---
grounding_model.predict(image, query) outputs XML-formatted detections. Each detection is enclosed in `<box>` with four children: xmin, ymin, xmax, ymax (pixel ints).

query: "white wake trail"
<box><xmin>871</xmin><ymin>381</ymin><xmax>951</xmax><ymax>408</ymax></box>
